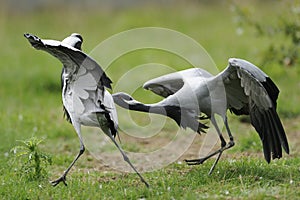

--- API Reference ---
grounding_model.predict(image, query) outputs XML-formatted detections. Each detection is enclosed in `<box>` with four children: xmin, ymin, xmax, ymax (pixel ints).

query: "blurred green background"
<box><xmin>0</xmin><ymin>0</ymin><xmax>299</xmax><ymax>199</ymax></box>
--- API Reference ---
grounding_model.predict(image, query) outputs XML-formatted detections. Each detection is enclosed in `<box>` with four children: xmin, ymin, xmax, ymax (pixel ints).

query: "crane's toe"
<box><xmin>185</xmin><ymin>158</ymin><xmax>207</xmax><ymax>165</ymax></box>
<box><xmin>50</xmin><ymin>175</ymin><xmax>67</xmax><ymax>187</ymax></box>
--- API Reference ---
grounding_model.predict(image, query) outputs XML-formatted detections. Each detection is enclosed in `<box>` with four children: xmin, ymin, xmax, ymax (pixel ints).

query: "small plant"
<box><xmin>11</xmin><ymin>136</ymin><xmax>52</xmax><ymax>181</ymax></box>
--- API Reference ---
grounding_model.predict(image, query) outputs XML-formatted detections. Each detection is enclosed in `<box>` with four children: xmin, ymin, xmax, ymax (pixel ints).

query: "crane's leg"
<box><xmin>95</xmin><ymin>113</ymin><xmax>149</xmax><ymax>187</ymax></box>
<box><xmin>207</xmin><ymin>116</ymin><xmax>234</xmax><ymax>174</ymax></box>
<box><xmin>185</xmin><ymin>116</ymin><xmax>225</xmax><ymax>165</ymax></box>
<box><xmin>185</xmin><ymin>116</ymin><xmax>234</xmax><ymax>174</ymax></box>
<box><xmin>107</xmin><ymin>134</ymin><xmax>149</xmax><ymax>188</ymax></box>
<box><xmin>224</xmin><ymin>116</ymin><xmax>235</xmax><ymax>149</ymax></box>
<box><xmin>51</xmin><ymin>122</ymin><xmax>85</xmax><ymax>187</ymax></box>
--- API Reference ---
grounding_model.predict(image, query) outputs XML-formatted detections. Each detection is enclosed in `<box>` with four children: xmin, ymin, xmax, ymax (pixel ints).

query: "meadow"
<box><xmin>0</xmin><ymin>1</ymin><xmax>299</xmax><ymax>199</ymax></box>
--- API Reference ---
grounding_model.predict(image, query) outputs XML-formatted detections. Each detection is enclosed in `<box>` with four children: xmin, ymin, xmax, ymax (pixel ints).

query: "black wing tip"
<box><xmin>285</xmin><ymin>146</ymin><xmax>290</xmax><ymax>154</ymax></box>
<box><xmin>24</xmin><ymin>33</ymin><xmax>38</xmax><ymax>40</ymax></box>
<box><xmin>254</xmin><ymin>108</ymin><xmax>289</xmax><ymax>164</ymax></box>
<box><xmin>24</xmin><ymin>33</ymin><xmax>31</xmax><ymax>38</ymax></box>
<box><xmin>265</xmin><ymin>156</ymin><xmax>271</xmax><ymax>163</ymax></box>
<box><xmin>281</xmin><ymin>139</ymin><xmax>290</xmax><ymax>155</ymax></box>
<box><xmin>24</xmin><ymin>33</ymin><xmax>43</xmax><ymax>49</ymax></box>
<box><xmin>265</xmin><ymin>153</ymin><xmax>287</xmax><ymax>163</ymax></box>
<box><xmin>62</xmin><ymin>106</ymin><xmax>72</xmax><ymax>124</ymax></box>
<box><xmin>104</xmin><ymin>78</ymin><xmax>113</xmax><ymax>90</ymax></box>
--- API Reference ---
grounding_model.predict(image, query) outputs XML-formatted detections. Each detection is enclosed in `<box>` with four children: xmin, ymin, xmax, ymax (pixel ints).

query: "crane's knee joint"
<box><xmin>123</xmin><ymin>155</ymin><xmax>129</xmax><ymax>163</ymax></box>
<box><xmin>229</xmin><ymin>137</ymin><xmax>234</xmax><ymax>146</ymax></box>
<box><xmin>221</xmin><ymin>140</ymin><xmax>226</xmax><ymax>148</ymax></box>
<box><xmin>79</xmin><ymin>146</ymin><xmax>85</xmax><ymax>154</ymax></box>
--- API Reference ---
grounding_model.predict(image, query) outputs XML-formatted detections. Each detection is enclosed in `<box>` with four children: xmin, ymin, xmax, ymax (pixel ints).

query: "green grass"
<box><xmin>1</xmin><ymin>1</ymin><xmax>299</xmax><ymax>199</ymax></box>
<box><xmin>2</xmin><ymin>157</ymin><xmax>299</xmax><ymax>199</ymax></box>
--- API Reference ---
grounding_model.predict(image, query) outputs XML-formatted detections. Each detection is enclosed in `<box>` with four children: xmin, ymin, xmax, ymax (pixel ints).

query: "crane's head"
<box><xmin>113</xmin><ymin>92</ymin><xmax>134</xmax><ymax>101</ymax></box>
<box><xmin>61</xmin><ymin>33</ymin><xmax>83</xmax><ymax>50</ymax></box>
<box><xmin>112</xmin><ymin>92</ymin><xmax>137</xmax><ymax>109</ymax></box>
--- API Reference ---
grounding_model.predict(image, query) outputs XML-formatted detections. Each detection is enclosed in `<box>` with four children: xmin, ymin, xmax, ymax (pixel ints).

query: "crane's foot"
<box><xmin>185</xmin><ymin>152</ymin><xmax>223</xmax><ymax>175</ymax></box>
<box><xmin>185</xmin><ymin>150</ymin><xmax>223</xmax><ymax>165</ymax></box>
<box><xmin>50</xmin><ymin>174</ymin><xmax>67</xmax><ymax>187</ymax></box>
<box><xmin>185</xmin><ymin>155</ymin><xmax>214</xmax><ymax>165</ymax></box>
<box><xmin>185</xmin><ymin>141</ymin><xmax>235</xmax><ymax>171</ymax></box>
<box><xmin>142</xmin><ymin>178</ymin><xmax>150</xmax><ymax>188</ymax></box>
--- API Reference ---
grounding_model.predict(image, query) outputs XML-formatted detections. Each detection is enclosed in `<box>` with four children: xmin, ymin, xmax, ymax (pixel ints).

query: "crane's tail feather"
<box><xmin>165</xmin><ymin>106</ymin><xmax>209</xmax><ymax>134</ymax></box>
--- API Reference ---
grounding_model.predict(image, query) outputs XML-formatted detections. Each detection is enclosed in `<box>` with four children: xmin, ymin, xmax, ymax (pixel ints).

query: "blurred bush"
<box><xmin>232</xmin><ymin>1</ymin><xmax>300</xmax><ymax>68</ymax></box>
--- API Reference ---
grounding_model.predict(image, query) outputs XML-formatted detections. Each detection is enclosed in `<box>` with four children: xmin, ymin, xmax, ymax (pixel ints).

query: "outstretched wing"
<box><xmin>25</xmin><ymin>33</ymin><xmax>113</xmax><ymax>116</ymax></box>
<box><xmin>218</xmin><ymin>58</ymin><xmax>289</xmax><ymax>162</ymax></box>
<box><xmin>24</xmin><ymin>33</ymin><xmax>112</xmax><ymax>90</ymax></box>
<box><xmin>143</xmin><ymin>68</ymin><xmax>213</xmax><ymax>98</ymax></box>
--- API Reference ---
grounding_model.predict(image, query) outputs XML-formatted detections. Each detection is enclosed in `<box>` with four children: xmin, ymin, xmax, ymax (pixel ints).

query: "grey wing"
<box><xmin>24</xmin><ymin>33</ymin><xmax>112</xmax><ymax>89</ymax></box>
<box><xmin>143</xmin><ymin>68</ymin><xmax>213</xmax><ymax>98</ymax></box>
<box><xmin>219</xmin><ymin>58</ymin><xmax>289</xmax><ymax>162</ymax></box>
<box><xmin>25</xmin><ymin>33</ymin><xmax>113</xmax><ymax>115</ymax></box>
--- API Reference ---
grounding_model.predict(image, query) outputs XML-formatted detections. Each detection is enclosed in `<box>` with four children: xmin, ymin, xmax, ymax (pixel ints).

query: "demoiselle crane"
<box><xmin>24</xmin><ymin>33</ymin><xmax>149</xmax><ymax>187</ymax></box>
<box><xmin>113</xmin><ymin>58</ymin><xmax>289</xmax><ymax>174</ymax></box>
